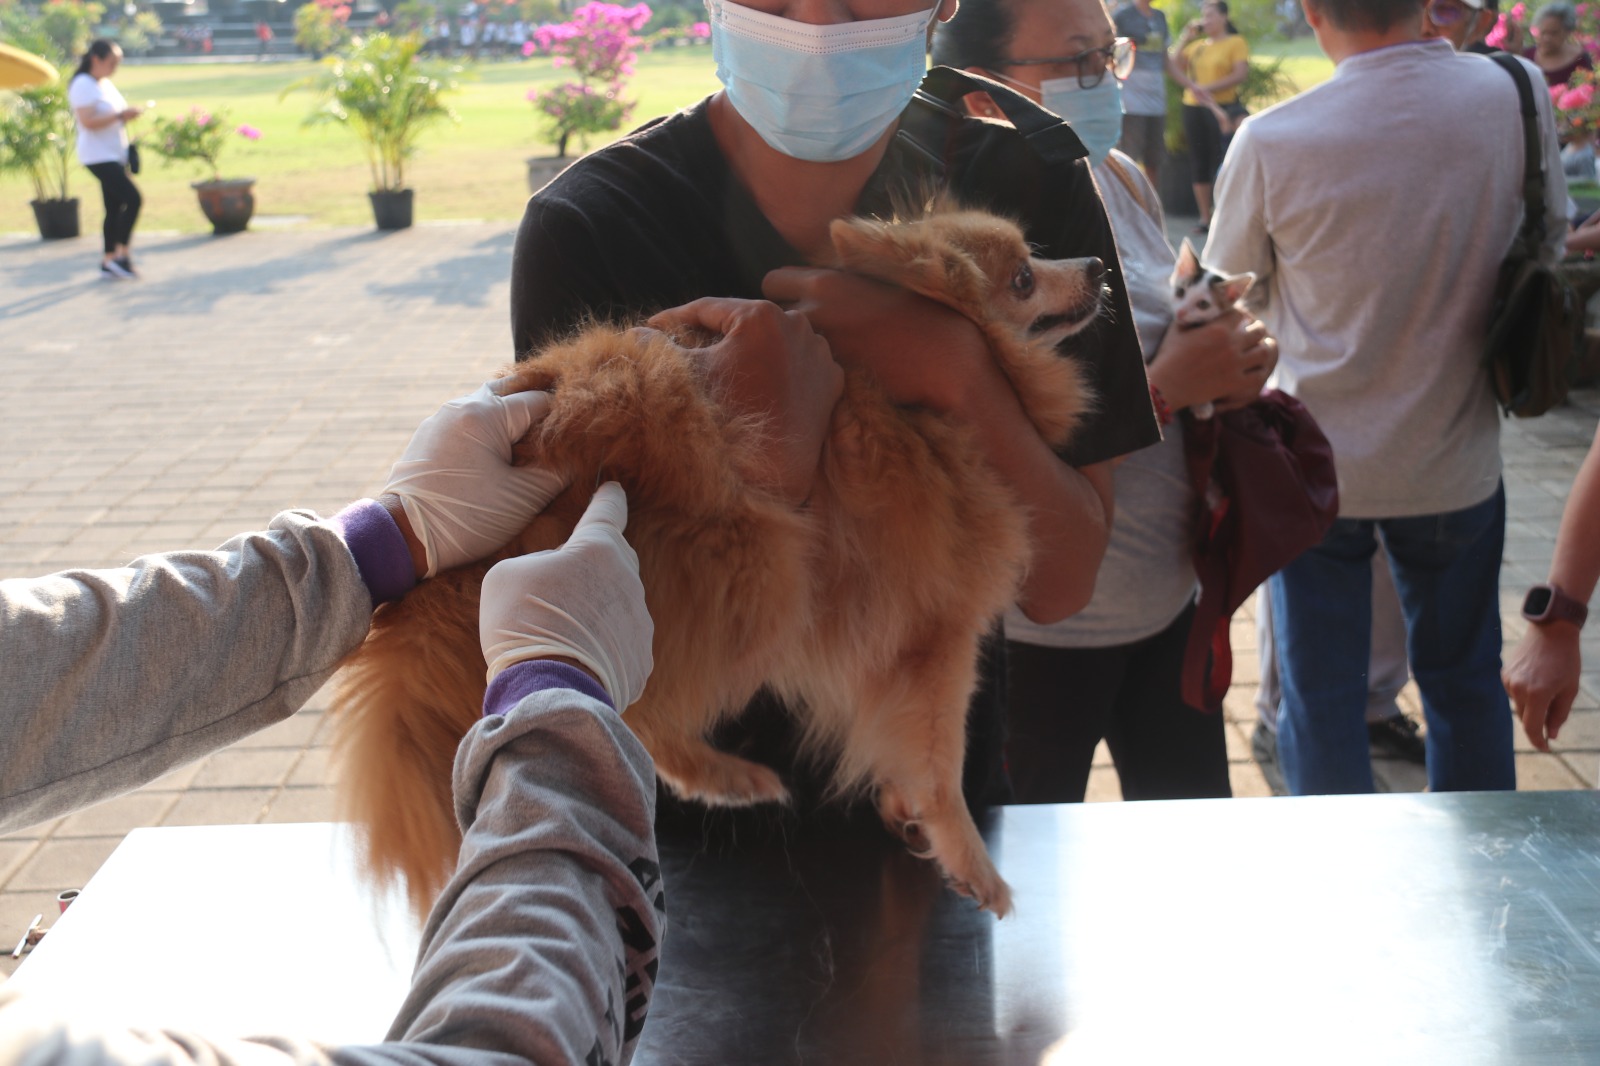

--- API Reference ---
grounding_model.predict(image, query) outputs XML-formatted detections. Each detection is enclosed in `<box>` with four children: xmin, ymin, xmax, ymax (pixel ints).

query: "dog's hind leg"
<box><xmin>855</xmin><ymin>630</ymin><xmax>1013</xmax><ymax>917</ymax></box>
<box><xmin>629</xmin><ymin>713</ymin><xmax>790</xmax><ymax>807</ymax></box>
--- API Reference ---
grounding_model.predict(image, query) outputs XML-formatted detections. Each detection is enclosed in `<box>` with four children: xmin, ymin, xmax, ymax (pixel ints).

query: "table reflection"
<box><xmin>636</xmin><ymin>791</ymin><xmax>1600</xmax><ymax>1065</ymax></box>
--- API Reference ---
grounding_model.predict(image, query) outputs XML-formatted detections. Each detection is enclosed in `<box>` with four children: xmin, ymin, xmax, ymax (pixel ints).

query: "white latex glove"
<box><xmin>479</xmin><ymin>482</ymin><xmax>654</xmax><ymax>711</ymax></box>
<box><xmin>384</xmin><ymin>382</ymin><xmax>567</xmax><ymax>577</ymax></box>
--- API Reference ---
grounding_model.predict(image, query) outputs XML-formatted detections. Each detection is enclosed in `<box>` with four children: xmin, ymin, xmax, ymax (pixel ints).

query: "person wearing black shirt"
<box><xmin>508</xmin><ymin>0</ymin><xmax>1159</xmax><ymax>831</ymax></box>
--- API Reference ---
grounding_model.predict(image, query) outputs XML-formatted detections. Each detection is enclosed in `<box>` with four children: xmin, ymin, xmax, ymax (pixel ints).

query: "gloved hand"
<box><xmin>383</xmin><ymin>381</ymin><xmax>567</xmax><ymax>577</ymax></box>
<box><xmin>479</xmin><ymin>482</ymin><xmax>654</xmax><ymax>711</ymax></box>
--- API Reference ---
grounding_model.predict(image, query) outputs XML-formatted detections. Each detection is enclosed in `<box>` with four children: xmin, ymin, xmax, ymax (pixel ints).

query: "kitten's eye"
<box><xmin>1198</xmin><ymin>299</ymin><xmax>1211</xmax><ymax>310</ymax></box>
<box><xmin>1174</xmin><ymin>284</ymin><xmax>1187</xmax><ymax>298</ymax></box>
<box><xmin>1011</xmin><ymin>263</ymin><xmax>1035</xmax><ymax>298</ymax></box>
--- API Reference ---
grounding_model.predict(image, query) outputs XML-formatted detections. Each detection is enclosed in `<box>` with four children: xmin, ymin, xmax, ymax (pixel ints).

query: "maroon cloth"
<box><xmin>1179</xmin><ymin>390</ymin><xmax>1339</xmax><ymax>713</ymax></box>
<box><xmin>1523</xmin><ymin>46</ymin><xmax>1593</xmax><ymax>87</ymax></box>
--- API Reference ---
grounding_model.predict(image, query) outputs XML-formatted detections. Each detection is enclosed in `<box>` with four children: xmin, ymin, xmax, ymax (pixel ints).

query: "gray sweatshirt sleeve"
<box><xmin>0</xmin><ymin>687</ymin><xmax>664</xmax><ymax>1066</ymax></box>
<box><xmin>0</xmin><ymin>510</ymin><xmax>374</xmax><ymax>833</ymax></box>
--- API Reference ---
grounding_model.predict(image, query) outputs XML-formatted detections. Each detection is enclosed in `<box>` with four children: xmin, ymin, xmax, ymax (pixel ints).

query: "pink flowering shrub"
<box><xmin>147</xmin><ymin>106</ymin><xmax>260</xmax><ymax>181</ymax></box>
<box><xmin>1486</xmin><ymin>2</ymin><xmax>1528</xmax><ymax>49</ymax></box>
<box><xmin>527</xmin><ymin>2</ymin><xmax>650</xmax><ymax>157</ymax></box>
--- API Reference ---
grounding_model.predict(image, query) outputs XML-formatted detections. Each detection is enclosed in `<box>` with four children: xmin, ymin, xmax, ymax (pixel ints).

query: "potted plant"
<box><xmin>523</xmin><ymin>1</ymin><xmax>651</xmax><ymax>191</ymax></box>
<box><xmin>285</xmin><ymin>32</ymin><xmax>457</xmax><ymax>230</ymax></box>
<box><xmin>0</xmin><ymin>81</ymin><xmax>80</xmax><ymax>240</ymax></box>
<box><xmin>145</xmin><ymin>106</ymin><xmax>262</xmax><ymax>234</ymax></box>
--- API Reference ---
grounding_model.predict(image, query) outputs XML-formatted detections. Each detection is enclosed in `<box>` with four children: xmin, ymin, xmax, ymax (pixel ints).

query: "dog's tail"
<box><xmin>331</xmin><ymin>565</ymin><xmax>489</xmax><ymax>919</ymax></box>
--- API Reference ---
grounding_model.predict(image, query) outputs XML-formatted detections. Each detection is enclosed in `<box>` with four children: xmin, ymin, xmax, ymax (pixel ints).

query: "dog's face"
<box><xmin>829</xmin><ymin>208</ymin><xmax>1107</xmax><ymax>349</ymax></box>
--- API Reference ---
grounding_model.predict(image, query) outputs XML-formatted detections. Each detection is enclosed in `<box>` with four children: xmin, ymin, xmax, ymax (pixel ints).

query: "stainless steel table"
<box><xmin>11</xmin><ymin>792</ymin><xmax>1600</xmax><ymax>1064</ymax></box>
<box><xmin>639</xmin><ymin>791</ymin><xmax>1600</xmax><ymax>1065</ymax></box>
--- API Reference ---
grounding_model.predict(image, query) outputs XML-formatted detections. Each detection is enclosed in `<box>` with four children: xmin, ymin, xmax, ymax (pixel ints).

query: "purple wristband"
<box><xmin>485</xmin><ymin>660</ymin><xmax>615</xmax><ymax>717</ymax></box>
<box><xmin>332</xmin><ymin>499</ymin><xmax>418</xmax><ymax>607</ymax></box>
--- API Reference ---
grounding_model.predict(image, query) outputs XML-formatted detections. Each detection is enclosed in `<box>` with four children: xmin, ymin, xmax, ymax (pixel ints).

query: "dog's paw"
<box><xmin>660</xmin><ymin>753</ymin><xmax>790</xmax><ymax>808</ymax></box>
<box><xmin>942</xmin><ymin>863</ymin><xmax>1013</xmax><ymax>919</ymax></box>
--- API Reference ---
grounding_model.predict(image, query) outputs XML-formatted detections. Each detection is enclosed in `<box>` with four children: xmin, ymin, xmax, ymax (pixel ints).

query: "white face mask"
<box><xmin>708</xmin><ymin>0</ymin><xmax>938</xmax><ymax>162</ymax></box>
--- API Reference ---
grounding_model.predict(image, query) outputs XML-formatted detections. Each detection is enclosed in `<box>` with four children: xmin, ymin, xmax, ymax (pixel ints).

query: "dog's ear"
<box><xmin>1174</xmin><ymin>237</ymin><xmax>1200</xmax><ymax>282</ymax></box>
<box><xmin>829</xmin><ymin>218</ymin><xmax>988</xmax><ymax>315</ymax></box>
<box><xmin>1218</xmin><ymin>271</ymin><xmax>1256</xmax><ymax>306</ymax></box>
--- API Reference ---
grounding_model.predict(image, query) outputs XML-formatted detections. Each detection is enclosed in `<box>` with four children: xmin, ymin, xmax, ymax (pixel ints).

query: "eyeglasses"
<box><xmin>1006</xmin><ymin>37</ymin><xmax>1136</xmax><ymax>89</ymax></box>
<box><xmin>1424</xmin><ymin>0</ymin><xmax>1476</xmax><ymax>26</ymax></box>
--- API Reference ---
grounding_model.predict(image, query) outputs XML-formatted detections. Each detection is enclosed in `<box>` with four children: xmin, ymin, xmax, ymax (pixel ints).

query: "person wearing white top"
<box><xmin>67</xmin><ymin>40</ymin><xmax>143</xmax><ymax>280</ymax></box>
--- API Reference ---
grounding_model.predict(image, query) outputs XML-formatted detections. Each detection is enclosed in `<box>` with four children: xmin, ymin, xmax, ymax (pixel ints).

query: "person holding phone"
<box><xmin>68</xmin><ymin>39</ymin><xmax>143</xmax><ymax>280</ymax></box>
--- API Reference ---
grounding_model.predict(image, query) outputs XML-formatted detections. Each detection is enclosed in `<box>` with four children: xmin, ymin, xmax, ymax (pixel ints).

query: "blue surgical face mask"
<box><xmin>1038</xmin><ymin>76</ymin><xmax>1124</xmax><ymax>167</ymax></box>
<box><xmin>708</xmin><ymin>0</ymin><xmax>937</xmax><ymax>163</ymax></box>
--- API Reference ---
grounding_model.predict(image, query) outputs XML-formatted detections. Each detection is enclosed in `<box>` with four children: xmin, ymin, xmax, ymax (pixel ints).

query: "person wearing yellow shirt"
<box><xmin>1172</xmin><ymin>0</ymin><xmax>1249</xmax><ymax>230</ymax></box>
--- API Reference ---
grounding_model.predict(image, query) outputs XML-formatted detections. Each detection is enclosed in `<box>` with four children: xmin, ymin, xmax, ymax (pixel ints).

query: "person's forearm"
<box><xmin>1199</xmin><ymin>66</ymin><xmax>1248</xmax><ymax>95</ymax></box>
<box><xmin>0</xmin><ymin>511</ymin><xmax>374</xmax><ymax>833</ymax></box>
<box><xmin>1547</xmin><ymin>424</ymin><xmax>1600</xmax><ymax>603</ymax></box>
<box><xmin>954</xmin><ymin>376</ymin><xmax>1112</xmax><ymax>623</ymax></box>
<box><xmin>0</xmin><ymin>681</ymin><xmax>661</xmax><ymax>1066</ymax></box>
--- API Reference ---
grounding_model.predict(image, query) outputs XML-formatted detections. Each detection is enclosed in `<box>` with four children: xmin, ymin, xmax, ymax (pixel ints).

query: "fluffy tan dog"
<box><xmin>333</xmin><ymin>203</ymin><xmax>1104</xmax><ymax>919</ymax></box>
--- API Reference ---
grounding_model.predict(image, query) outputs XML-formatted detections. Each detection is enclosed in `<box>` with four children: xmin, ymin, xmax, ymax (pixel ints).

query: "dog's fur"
<box><xmin>332</xmin><ymin>203</ymin><xmax>1104</xmax><ymax>920</ymax></box>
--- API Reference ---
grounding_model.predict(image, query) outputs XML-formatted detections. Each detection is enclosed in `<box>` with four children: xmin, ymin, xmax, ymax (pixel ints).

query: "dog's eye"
<box><xmin>1011</xmin><ymin>264</ymin><xmax>1035</xmax><ymax>298</ymax></box>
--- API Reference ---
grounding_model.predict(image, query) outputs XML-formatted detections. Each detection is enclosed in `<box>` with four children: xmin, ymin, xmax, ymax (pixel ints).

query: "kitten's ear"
<box><xmin>1175</xmin><ymin>237</ymin><xmax>1200</xmax><ymax>281</ymax></box>
<box><xmin>1220</xmin><ymin>271</ymin><xmax>1256</xmax><ymax>305</ymax></box>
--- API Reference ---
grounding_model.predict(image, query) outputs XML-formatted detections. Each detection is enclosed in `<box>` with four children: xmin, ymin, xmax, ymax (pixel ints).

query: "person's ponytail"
<box><xmin>74</xmin><ymin>39</ymin><xmax>116</xmax><ymax>79</ymax></box>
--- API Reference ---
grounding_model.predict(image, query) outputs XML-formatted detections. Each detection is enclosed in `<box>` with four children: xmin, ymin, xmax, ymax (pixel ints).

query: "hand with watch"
<box><xmin>1502</xmin><ymin>424</ymin><xmax>1600</xmax><ymax>754</ymax></box>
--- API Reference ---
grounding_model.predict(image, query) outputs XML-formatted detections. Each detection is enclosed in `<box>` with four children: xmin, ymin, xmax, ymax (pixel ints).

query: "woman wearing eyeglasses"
<box><xmin>935</xmin><ymin>0</ymin><xmax>1278</xmax><ymax>804</ymax></box>
<box><xmin>1171</xmin><ymin>0</ymin><xmax>1249</xmax><ymax>232</ymax></box>
<box><xmin>509</xmin><ymin>0</ymin><xmax>1161</xmax><ymax>834</ymax></box>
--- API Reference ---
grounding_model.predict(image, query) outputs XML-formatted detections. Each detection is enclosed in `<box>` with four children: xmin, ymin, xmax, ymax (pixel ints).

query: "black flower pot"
<box><xmin>1158</xmin><ymin>150</ymin><xmax>1199</xmax><ymax>219</ymax></box>
<box><xmin>30</xmin><ymin>198</ymin><xmax>80</xmax><ymax>240</ymax></box>
<box><xmin>369</xmin><ymin>188</ymin><xmax>414</xmax><ymax>231</ymax></box>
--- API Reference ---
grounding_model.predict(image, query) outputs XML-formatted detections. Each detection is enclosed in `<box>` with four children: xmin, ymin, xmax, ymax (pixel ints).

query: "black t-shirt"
<box><xmin>508</xmin><ymin>80</ymin><xmax>1158</xmax><ymax>832</ymax></box>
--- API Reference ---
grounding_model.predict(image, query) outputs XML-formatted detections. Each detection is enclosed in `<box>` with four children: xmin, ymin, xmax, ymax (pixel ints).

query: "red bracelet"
<box><xmin>1149</xmin><ymin>381</ymin><xmax>1174</xmax><ymax>428</ymax></box>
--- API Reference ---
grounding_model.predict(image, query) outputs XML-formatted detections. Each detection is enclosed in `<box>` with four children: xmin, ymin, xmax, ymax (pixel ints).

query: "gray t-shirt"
<box><xmin>1006</xmin><ymin>152</ymin><xmax>1197</xmax><ymax>649</ymax></box>
<box><xmin>1204</xmin><ymin>42</ymin><xmax>1566</xmax><ymax>518</ymax></box>
<box><xmin>1112</xmin><ymin>2</ymin><xmax>1170</xmax><ymax>117</ymax></box>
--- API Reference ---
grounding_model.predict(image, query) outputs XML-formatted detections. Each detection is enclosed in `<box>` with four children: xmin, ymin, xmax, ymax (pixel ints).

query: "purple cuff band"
<box><xmin>485</xmin><ymin>661</ymin><xmax>615</xmax><ymax>718</ymax></box>
<box><xmin>332</xmin><ymin>500</ymin><xmax>418</xmax><ymax>607</ymax></box>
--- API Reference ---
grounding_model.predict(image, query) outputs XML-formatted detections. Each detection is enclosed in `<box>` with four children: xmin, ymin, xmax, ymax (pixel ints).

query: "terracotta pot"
<box><xmin>30</xmin><ymin>198</ymin><xmax>80</xmax><ymax>240</ymax></box>
<box><xmin>192</xmin><ymin>178</ymin><xmax>256</xmax><ymax>235</ymax></box>
<box><xmin>369</xmin><ymin>188</ymin><xmax>414</xmax><ymax>230</ymax></box>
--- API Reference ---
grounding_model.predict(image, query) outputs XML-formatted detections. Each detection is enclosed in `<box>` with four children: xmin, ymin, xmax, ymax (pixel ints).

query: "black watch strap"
<box><xmin>1523</xmin><ymin>584</ymin><xmax>1589</xmax><ymax>628</ymax></box>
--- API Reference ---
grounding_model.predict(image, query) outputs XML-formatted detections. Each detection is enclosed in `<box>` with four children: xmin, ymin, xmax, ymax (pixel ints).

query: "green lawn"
<box><xmin>0</xmin><ymin>46</ymin><xmax>722</xmax><ymax>235</ymax></box>
<box><xmin>1</xmin><ymin>35</ymin><xmax>1333</xmax><ymax>236</ymax></box>
<box><xmin>1252</xmin><ymin>34</ymin><xmax>1336</xmax><ymax>107</ymax></box>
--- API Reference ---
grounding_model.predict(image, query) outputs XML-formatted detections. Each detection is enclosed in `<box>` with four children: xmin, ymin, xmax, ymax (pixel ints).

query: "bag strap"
<box><xmin>893</xmin><ymin>66</ymin><xmax>1089</xmax><ymax>178</ymax></box>
<box><xmin>1102</xmin><ymin>153</ymin><xmax>1162</xmax><ymax>225</ymax></box>
<box><xmin>1490</xmin><ymin>53</ymin><xmax>1548</xmax><ymax>256</ymax></box>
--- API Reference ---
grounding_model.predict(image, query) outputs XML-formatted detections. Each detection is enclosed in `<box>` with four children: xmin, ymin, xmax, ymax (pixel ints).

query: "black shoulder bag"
<box><xmin>1484</xmin><ymin>54</ymin><xmax>1583</xmax><ymax>418</ymax></box>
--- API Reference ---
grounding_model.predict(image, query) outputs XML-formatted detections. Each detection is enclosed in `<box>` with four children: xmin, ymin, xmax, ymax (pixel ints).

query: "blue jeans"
<box><xmin>1271</xmin><ymin>485</ymin><xmax>1515</xmax><ymax>795</ymax></box>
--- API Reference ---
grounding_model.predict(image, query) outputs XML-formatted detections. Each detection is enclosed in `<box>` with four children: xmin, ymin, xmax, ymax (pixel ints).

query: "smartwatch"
<box><xmin>1521</xmin><ymin>584</ymin><xmax>1589</xmax><ymax>629</ymax></box>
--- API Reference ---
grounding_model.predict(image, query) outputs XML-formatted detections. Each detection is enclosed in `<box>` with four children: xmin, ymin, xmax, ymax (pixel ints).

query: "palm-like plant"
<box><xmin>0</xmin><ymin>82</ymin><xmax>76</xmax><ymax>203</ymax></box>
<box><xmin>285</xmin><ymin>33</ymin><xmax>457</xmax><ymax>193</ymax></box>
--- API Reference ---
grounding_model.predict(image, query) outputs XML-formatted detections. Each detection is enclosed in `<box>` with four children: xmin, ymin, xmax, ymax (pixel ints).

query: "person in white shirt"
<box><xmin>1205</xmin><ymin>0</ymin><xmax>1566</xmax><ymax>795</ymax></box>
<box><xmin>67</xmin><ymin>40</ymin><xmax>143</xmax><ymax>281</ymax></box>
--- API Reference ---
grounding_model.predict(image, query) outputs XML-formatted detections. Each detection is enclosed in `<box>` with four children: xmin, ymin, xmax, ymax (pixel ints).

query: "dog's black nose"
<box><xmin>1085</xmin><ymin>258</ymin><xmax>1105</xmax><ymax>285</ymax></box>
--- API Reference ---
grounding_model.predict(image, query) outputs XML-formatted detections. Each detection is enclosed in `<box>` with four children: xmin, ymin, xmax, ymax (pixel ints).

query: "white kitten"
<box><xmin>1170</xmin><ymin>237</ymin><xmax>1256</xmax><ymax>419</ymax></box>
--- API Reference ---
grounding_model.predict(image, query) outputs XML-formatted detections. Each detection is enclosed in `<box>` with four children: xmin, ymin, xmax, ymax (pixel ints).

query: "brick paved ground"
<box><xmin>2</xmin><ymin>221</ymin><xmax>1597</xmax><ymax>974</ymax></box>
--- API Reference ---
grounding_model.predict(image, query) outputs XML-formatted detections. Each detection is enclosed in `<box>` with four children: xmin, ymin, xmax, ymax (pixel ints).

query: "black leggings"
<box><xmin>86</xmin><ymin>161</ymin><xmax>142</xmax><ymax>255</ymax></box>
<box><xmin>1004</xmin><ymin>604</ymin><xmax>1231</xmax><ymax>804</ymax></box>
<box><xmin>1182</xmin><ymin>103</ymin><xmax>1228</xmax><ymax>186</ymax></box>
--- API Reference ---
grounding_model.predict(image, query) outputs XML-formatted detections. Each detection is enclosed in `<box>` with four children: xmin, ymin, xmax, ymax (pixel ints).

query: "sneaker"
<box><xmin>1368</xmin><ymin>714</ymin><xmax>1426</xmax><ymax>765</ymax></box>
<box><xmin>114</xmin><ymin>255</ymin><xmax>138</xmax><ymax>278</ymax></box>
<box><xmin>101</xmin><ymin>259</ymin><xmax>134</xmax><ymax>280</ymax></box>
